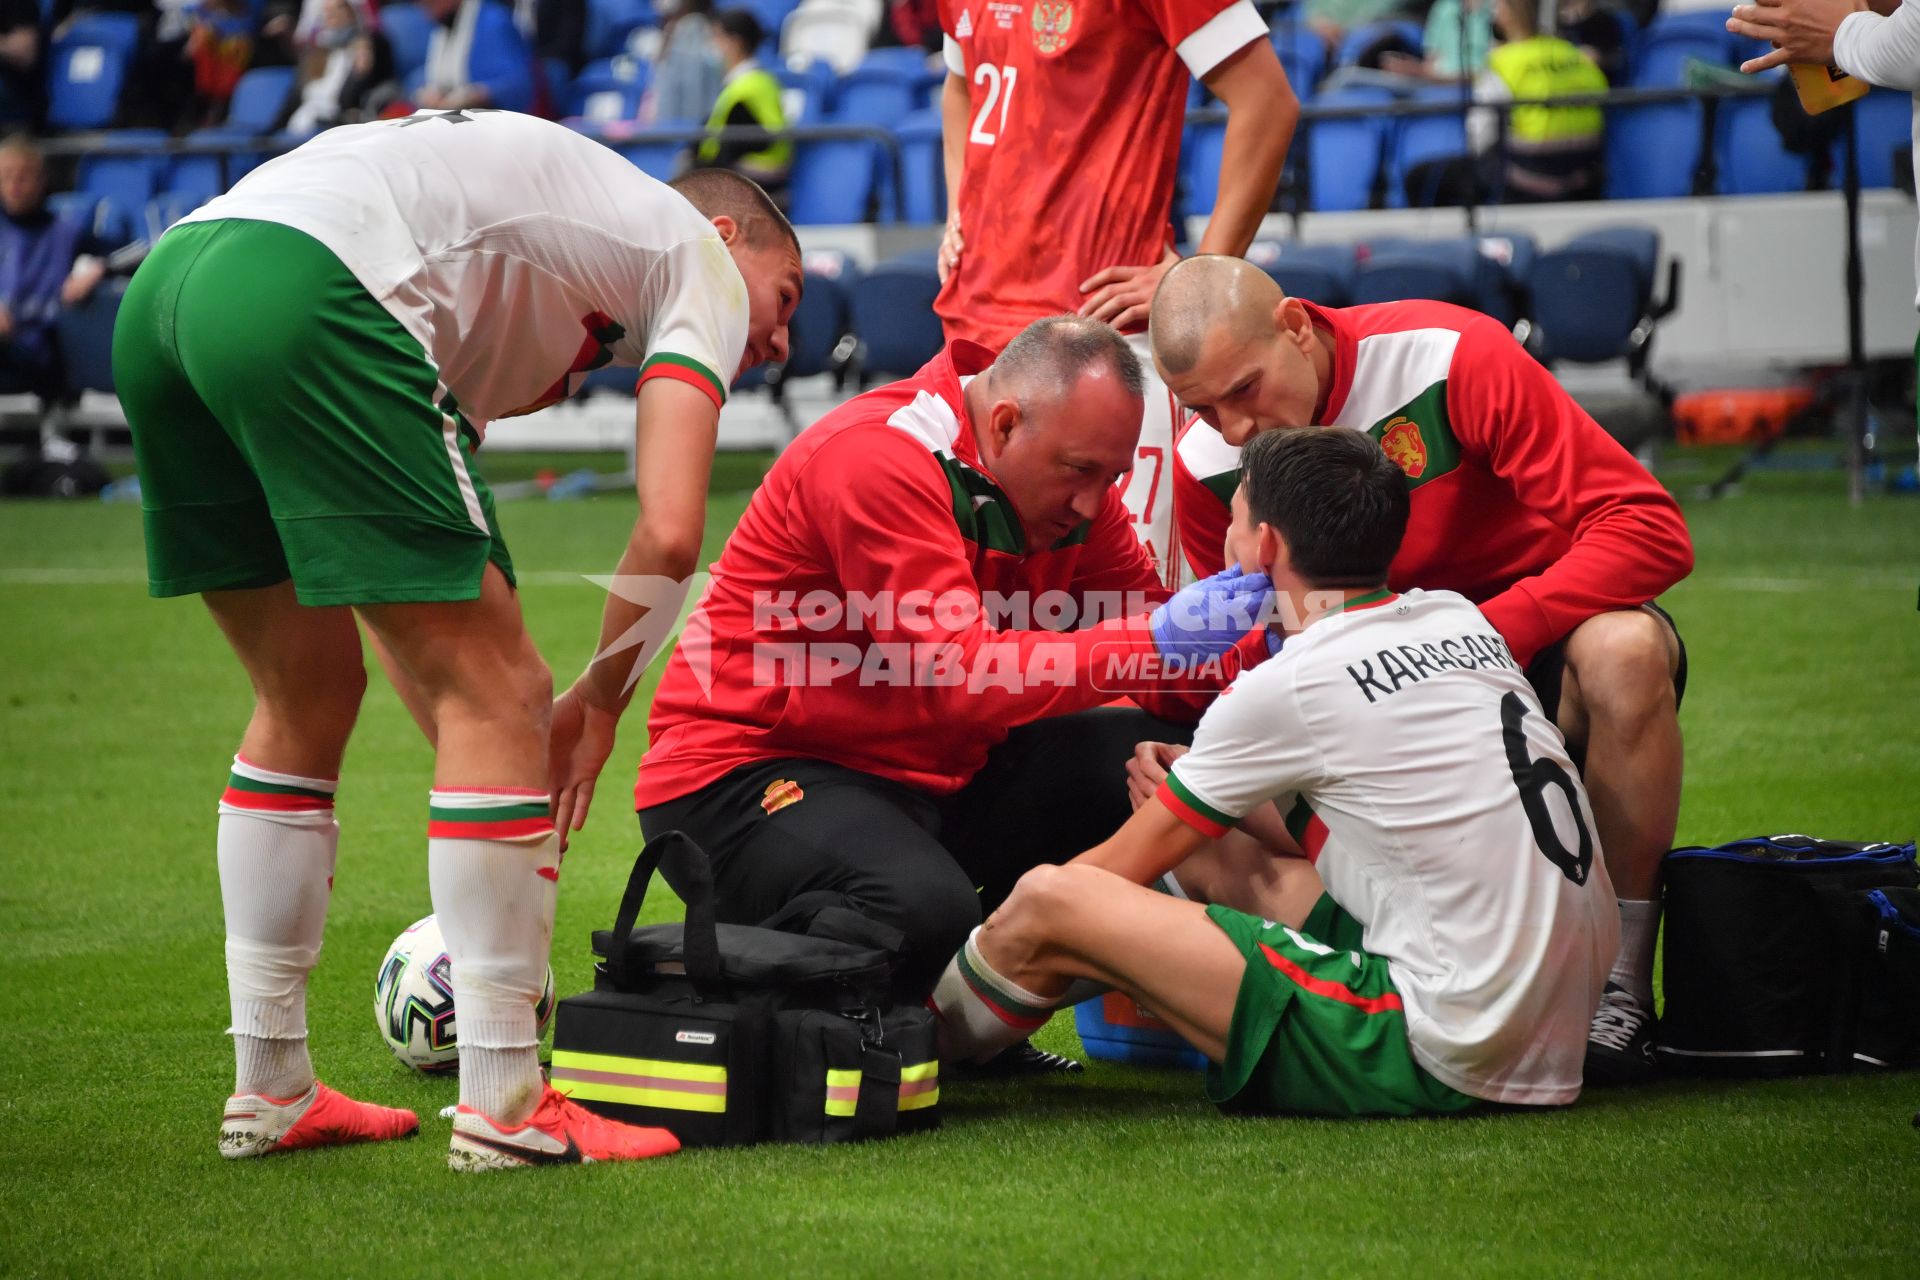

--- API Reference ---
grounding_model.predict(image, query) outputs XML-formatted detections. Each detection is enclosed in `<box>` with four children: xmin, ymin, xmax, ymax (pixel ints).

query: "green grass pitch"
<box><xmin>1</xmin><ymin>447</ymin><xmax>1916</xmax><ymax>1277</ymax></box>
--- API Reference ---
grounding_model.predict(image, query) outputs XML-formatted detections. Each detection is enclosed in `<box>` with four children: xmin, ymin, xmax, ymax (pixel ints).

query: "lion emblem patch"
<box><xmin>1379</xmin><ymin>417</ymin><xmax>1428</xmax><ymax>479</ymax></box>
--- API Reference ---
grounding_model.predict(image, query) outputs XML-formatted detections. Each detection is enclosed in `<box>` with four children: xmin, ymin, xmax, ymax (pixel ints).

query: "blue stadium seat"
<box><xmin>1714</xmin><ymin>92</ymin><xmax>1810</xmax><ymax>194</ymax></box>
<box><xmin>894</xmin><ymin>109</ymin><xmax>945</xmax><ymax>225</ymax></box>
<box><xmin>380</xmin><ymin>3</ymin><xmax>436</xmax><ymax>81</ymax></box>
<box><xmin>1246</xmin><ymin>239</ymin><xmax>1358</xmax><ymax>306</ymax></box>
<box><xmin>1606</xmin><ymin>99</ymin><xmax>1703</xmax><ymax>198</ymax></box>
<box><xmin>224</xmin><ymin>67</ymin><xmax>297</xmax><ymax>133</ymax></box>
<box><xmin>1632</xmin><ymin>15</ymin><xmax>1739</xmax><ymax>88</ymax></box>
<box><xmin>735</xmin><ymin>0</ymin><xmax>802</xmax><ymax>41</ymax></box>
<box><xmin>1388</xmin><ymin>89</ymin><xmax>1470</xmax><ymax>209</ymax></box>
<box><xmin>776</xmin><ymin>61</ymin><xmax>838</xmax><ymax>122</ymax></box>
<box><xmin>1182</xmin><ymin>120</ymin><xmax>1227</xmax><ymax>216</ymax></box>
<box><xmin>144</xmin><ymin>192</ymin><xmax>209</xmax><ymax>241</ymax></box>
<box><xmin>784</xmin><ymin>269</ymin><xmax>849</xmax><ymax>379</ymax></box>
<box><xmin>57</xmin><ymin>278</ymin><xmax>126</xmax><ymax>396</ymax></box>
<box><xmin>857</xmin><ymin>47</ymin><xmax>934</xmax><ymax>78</ymax></box>
<box><xmin>789</xmin><ymin>139</ymin><xmax>878</xmax><ymax>223</ymax></box>
<box><xmin>834</xmin><ymin>65</ymin><xmax>920</xmax><ymax>124</ymax></box>
<box><xmin>570</xmin><ymin>56</ymin><xmax>650</xmax><ymax>120</ymax></box>
<box><xmin>1306</xmin><ymin>87</ymin><xmax>1392</xmax><ymax>212</ymax></box>
<box><xmin>77</xmin><ymin>134</ymin><xmax>170</xmax><ymax>222</ymax></box>
<box><xmin>45</xmin><ymin>192</ymin><xmax>129</xmax><ymax>248</ymax></box>
<box><xmin>165</xmin><ymin>150</ymin><xmax>228</xmax><ymax>207</ymax></box>
<box><xmin>1528</xmin><ymin>225</ymin><xmax>1676</xmax><ymax>399</ymax></box>
<box><xmin>1334</xmin><ymin>19</ymin><xmax>1422</xmax><ymax>68</ymax></box>
<box><xmin>584</xmin><ymin>0</ymin><xmax>655</xmax><ymax>60</ymax></box>
<box><xmin>1837</xmin><ymin>88</ymin><xmax>1911</xmax><ymax>189</ymax></box>
<box><xmin>849</xmin><ymin>258</ymin><xmax>943</xmax><ymax>381</ymax></box>
<box><xmin>1352</xmin><ymin>237</ymin><xmax>1515</xmax><ymax>324</ymax></box>
<box><xmin>1268</xmin><ymin>25</ymin><xmax>1327</xmax><ymax>98</ymax></box>
<box><xmin>618</xmin><ymin>139</ymin><xmax>682</xmax><ymax>181</ymax></box>
<box><xmin>47</xmin><ymin>13</ymin><xmax>142</xmax><ymax>130</ymax></box>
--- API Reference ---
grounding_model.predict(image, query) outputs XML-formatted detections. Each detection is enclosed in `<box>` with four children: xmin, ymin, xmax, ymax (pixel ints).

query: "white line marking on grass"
<box><xmin>1687</xmin><ymin>575</ymin><xmax>1915</xmax><ymax>593</ymax></box>
<box><xmin>0</xmin><ymin>568</ymin><xmax>146</xmax><ymax>584</ymax></box>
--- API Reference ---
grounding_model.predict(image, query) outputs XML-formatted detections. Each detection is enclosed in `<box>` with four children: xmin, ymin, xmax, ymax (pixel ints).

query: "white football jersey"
<box><xmin>1162</xmin><ymin>588</ymin><xmax>1619</xmax><ymax>1105</ymax></box>
<box><xmin>181</xmin><ymin>110</ymin><xmax>750</xmax><ymax>432</ymax></box>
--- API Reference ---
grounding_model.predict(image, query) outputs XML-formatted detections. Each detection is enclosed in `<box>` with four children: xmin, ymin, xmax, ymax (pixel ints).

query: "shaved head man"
<box><xmin>1149</xmin><ymin>254</ymin><xmax>1696</xmax><ymax>1088</ymax></box>
<box><xmin>1149</xmin><ymin>255</ymin><xmax>1329</xmax><ymax>444</ymax></box>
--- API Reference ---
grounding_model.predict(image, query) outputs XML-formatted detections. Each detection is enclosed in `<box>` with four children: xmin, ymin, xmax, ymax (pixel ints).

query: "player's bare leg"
<box><xmin>203</xmin><ymin>582</ymin><xmax>419</xmax><ymax>1158</ymax></box>
<box><xmin>1557</xmin><ymin>605</ymin><xmax>1684</xmax><ymax>1080</ymax></box>
<box><xmin>359</xmin><ymin>565</ymin><xmax>677</xmax><ymax>1169</ymax></box>
<box><xmin>1166</xmin><ymin>827</ymin><xmax>1325</xmax><ymax>923</ymax></box>
<box><xmin>936</xmin><ymin>863</ymin><xmax>1253</xmax><ymax>1063</ymax></box>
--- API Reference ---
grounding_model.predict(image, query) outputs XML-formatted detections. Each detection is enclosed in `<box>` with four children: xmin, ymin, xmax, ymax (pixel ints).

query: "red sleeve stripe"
<box><xmin>1157</xmin><ymin>774</ymin><xmax>1232</xmax><ymax>839</ymax></box>
<box><xmin>639</xmin><ymin>353</ymin><xmax>727</xmax><ymax>409</ymax></box>
<box><xmin>427</xmin><ymin>816</ymin><xmax>556</xmax><ymax>841</ymax></box>
<box><xmin>220</xmin><ymin>787</ymin><xmax>333</xmax><ymax>814</ymax></box>
<box><xmin>1258</xmin><ymin>943</ymin><xmax>1405</xmax><ymax>1015</ymax></box>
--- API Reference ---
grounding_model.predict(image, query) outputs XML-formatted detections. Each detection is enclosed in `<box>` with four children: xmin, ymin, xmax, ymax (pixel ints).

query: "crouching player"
<box><xmin>934</xmin><ymin>428</ymin><xmax>1619</xmax><ymax>1115</ymax></box>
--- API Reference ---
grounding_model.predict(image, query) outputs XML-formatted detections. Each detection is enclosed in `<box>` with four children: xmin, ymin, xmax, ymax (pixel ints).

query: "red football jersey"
<box><xmin>1171</xmin><ymin>301</ymin><xmax>1694</xmax><ymax>667</ymax></box>
<box><xmin>636</xmin><ymin>342</ymin><xmax>1251</xmax><ymax>809</ymax></box>
<box><xmin>934</xmin><ymin>0</ymin><xmax>1267</xmax><ymax>350</ymax></box>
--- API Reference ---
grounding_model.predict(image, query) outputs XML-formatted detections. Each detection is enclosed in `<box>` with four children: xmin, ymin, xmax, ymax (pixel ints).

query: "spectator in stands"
<box><xmin>287</xmin><ymin>0</ymin><xmax>399</xmax><ymax>131</ymax></box>
<box><xmin>1376</xmin><ymin>0</ymin><xmax>1494</xmax><ymax>83</ymax></box>
<box><xmin>646</xmin><ymin>0</ymin><xmax>721</xmax><ymax>124</ymax></box>
<box><xmin>887</xmin><ymin>0</ymin><xmax>941</xmax><ymax>53</ymax></box>
<box><xmin>1557</xmin><ymin>0</ymin><xmax>1630</xmax><ymax>86</ymax></box>
<box><xmin>1406</xmin><ymin>0</ymin><xmax>1606</xmax><ymax>204</ymax></box>
<box><xmin>0</xmin><ymin>135</ymin><xmax>111</xmax><ymax>402</ymax></box>
<box><xmin>414</xmin><ymin>0</ymin><xmax>534</xmax><ymax>113</ymax></box>
<box><xmin>693</xmin><ymin>9</ymin><xmax>790</xmax><ymax>204</ymax></box>
<box><xmin>0</xmin><ymin>0</ymin><xmax>41</xmax><ymax>126</ymax></box>
<box><xmin>513</xmin><ymin>0</ymin><xmax>586</xmax><ymax>72</ymax></box>
<box><xmin>185</xmin><ymin>0</ymin><xmax>258</xmax><ymax>126</ymax></box>
<box><xmin>1472</xmin><ymin>0</ymin><xmax>1607</xmax><ymax>200</ymax></box>
<box><xmin>1303</xmin><ymin>0</ymin><xmax>1416</xmax><ymax>59</ymax></box>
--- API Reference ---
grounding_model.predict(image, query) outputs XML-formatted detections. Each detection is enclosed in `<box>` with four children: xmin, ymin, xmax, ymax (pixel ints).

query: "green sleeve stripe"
<box><xmin>1164</xmin><ymin>769</ymin><xmax>1236</xmax><ymax>831</ymax></box>
<box><xmin>641</xmin><ymin>352</ymin><xmax>728</xmax><ymax>404</ymax></box>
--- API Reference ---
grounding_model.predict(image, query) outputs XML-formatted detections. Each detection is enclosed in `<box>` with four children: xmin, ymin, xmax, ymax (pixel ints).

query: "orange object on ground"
<box><xmin>1670</xmin><ymin>387</ymin><xmax>1815</xmax><ymax>446</ymax></box>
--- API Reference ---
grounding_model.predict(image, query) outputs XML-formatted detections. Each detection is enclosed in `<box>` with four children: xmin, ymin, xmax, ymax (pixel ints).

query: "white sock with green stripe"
<box><xmin>931</xmin><ymin>927</ymin><xmax>1065</xmax><ymax>1064</ymax></box>
<box><xmin>427</xmin><ymin>788</ymin><xmax>559</xmax><ymax>1126</ymax></box>
<box><xmin>218</xmin><ymin>755</ymin><xmax>338</xmax><ymax>1099</ymax></box>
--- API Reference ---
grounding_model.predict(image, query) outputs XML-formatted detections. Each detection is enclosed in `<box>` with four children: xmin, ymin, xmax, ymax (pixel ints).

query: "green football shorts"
<box><xmin>116</xmin><ymin>217</ymin><xmax>514</xmax><ymax>606</ymax></box>
<box><xmin>1204</xmin><ymin>896</ymin><xmax>1478</xmax><ymax>1118</ymax></box>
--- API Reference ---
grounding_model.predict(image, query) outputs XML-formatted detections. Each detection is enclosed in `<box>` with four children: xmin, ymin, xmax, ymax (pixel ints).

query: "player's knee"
<box><xmin>1567</xmin><ymin>613</ymin><xmax>1675</xmax><ymax>726</ymax></box>
<box><xmin>1000</xmin><ymin>862</ymin><xmax>1105</xmax><ymax>935</ymax></box>
<box><xmin>261</xmin><ymin>654</ymin><xmax>367</xmax><ymax>733</ymax></box>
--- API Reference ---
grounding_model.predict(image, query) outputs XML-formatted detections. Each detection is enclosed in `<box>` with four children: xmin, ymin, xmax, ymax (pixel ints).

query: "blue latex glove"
<box><xmin>1149</xmin><ymin>565</ymin><xmax>1275</xmax><ymax>662</ymax></box>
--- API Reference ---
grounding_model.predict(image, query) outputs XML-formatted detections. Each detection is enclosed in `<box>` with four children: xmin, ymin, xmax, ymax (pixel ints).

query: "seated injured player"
<box><xmin>933</xmin><ymin>427</ymin><xmax>1621</xmax><ymax>1116</ymax></box>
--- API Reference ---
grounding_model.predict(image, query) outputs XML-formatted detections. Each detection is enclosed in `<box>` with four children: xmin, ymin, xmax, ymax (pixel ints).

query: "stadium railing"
<box><xmin>41</xmin><ymin>80</ymin><xmax>1886</xmax><ymax>237</ymax></box>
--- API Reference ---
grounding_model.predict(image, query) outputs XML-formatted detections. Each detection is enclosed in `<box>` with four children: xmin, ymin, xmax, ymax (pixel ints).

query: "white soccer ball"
<box><xmin>373</xmin><ymin>914</ymin><xmax>556</xmax><ymax>1073</ymax></box>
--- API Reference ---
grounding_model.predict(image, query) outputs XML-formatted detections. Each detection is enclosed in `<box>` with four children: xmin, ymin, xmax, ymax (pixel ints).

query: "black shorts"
<box><xmin>637</xmin><ymin>707</ymin><xmax>1195</xmax><ymax>998</ymax></box>
<box><xmin>1525</xmin><ymin>601</ymin><xmax>1689</xmax><ymax>736</ymax></box>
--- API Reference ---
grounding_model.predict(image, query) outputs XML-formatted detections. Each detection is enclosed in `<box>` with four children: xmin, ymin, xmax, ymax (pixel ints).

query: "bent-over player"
<box><xmin>115</xmin><ymin>110</ymin><xmax>803</xmax><ymax>1169</ymax></box>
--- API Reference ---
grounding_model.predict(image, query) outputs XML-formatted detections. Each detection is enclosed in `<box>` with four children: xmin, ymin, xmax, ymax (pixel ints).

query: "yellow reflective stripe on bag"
<box><xmin>551</xmin><ymin>1049</ymin><xmax>728</xmax><ymax>1114</ymax></box>
<box><xmin>824</xmin><ymin>1067</ymin><xmax>861</xmax><ymax>1116</ymax></box>
<box><xmin>898</xmin><ymin>1059</ymin><xmax>940</xmax><ymax>1112</ymax></box>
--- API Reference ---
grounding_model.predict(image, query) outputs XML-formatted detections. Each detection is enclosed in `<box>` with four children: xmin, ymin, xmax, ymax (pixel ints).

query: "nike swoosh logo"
<box><xmin>459</xmin><ymin>1128</ymin><xmax>582</xmax><ymax>1166</ymax></box>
